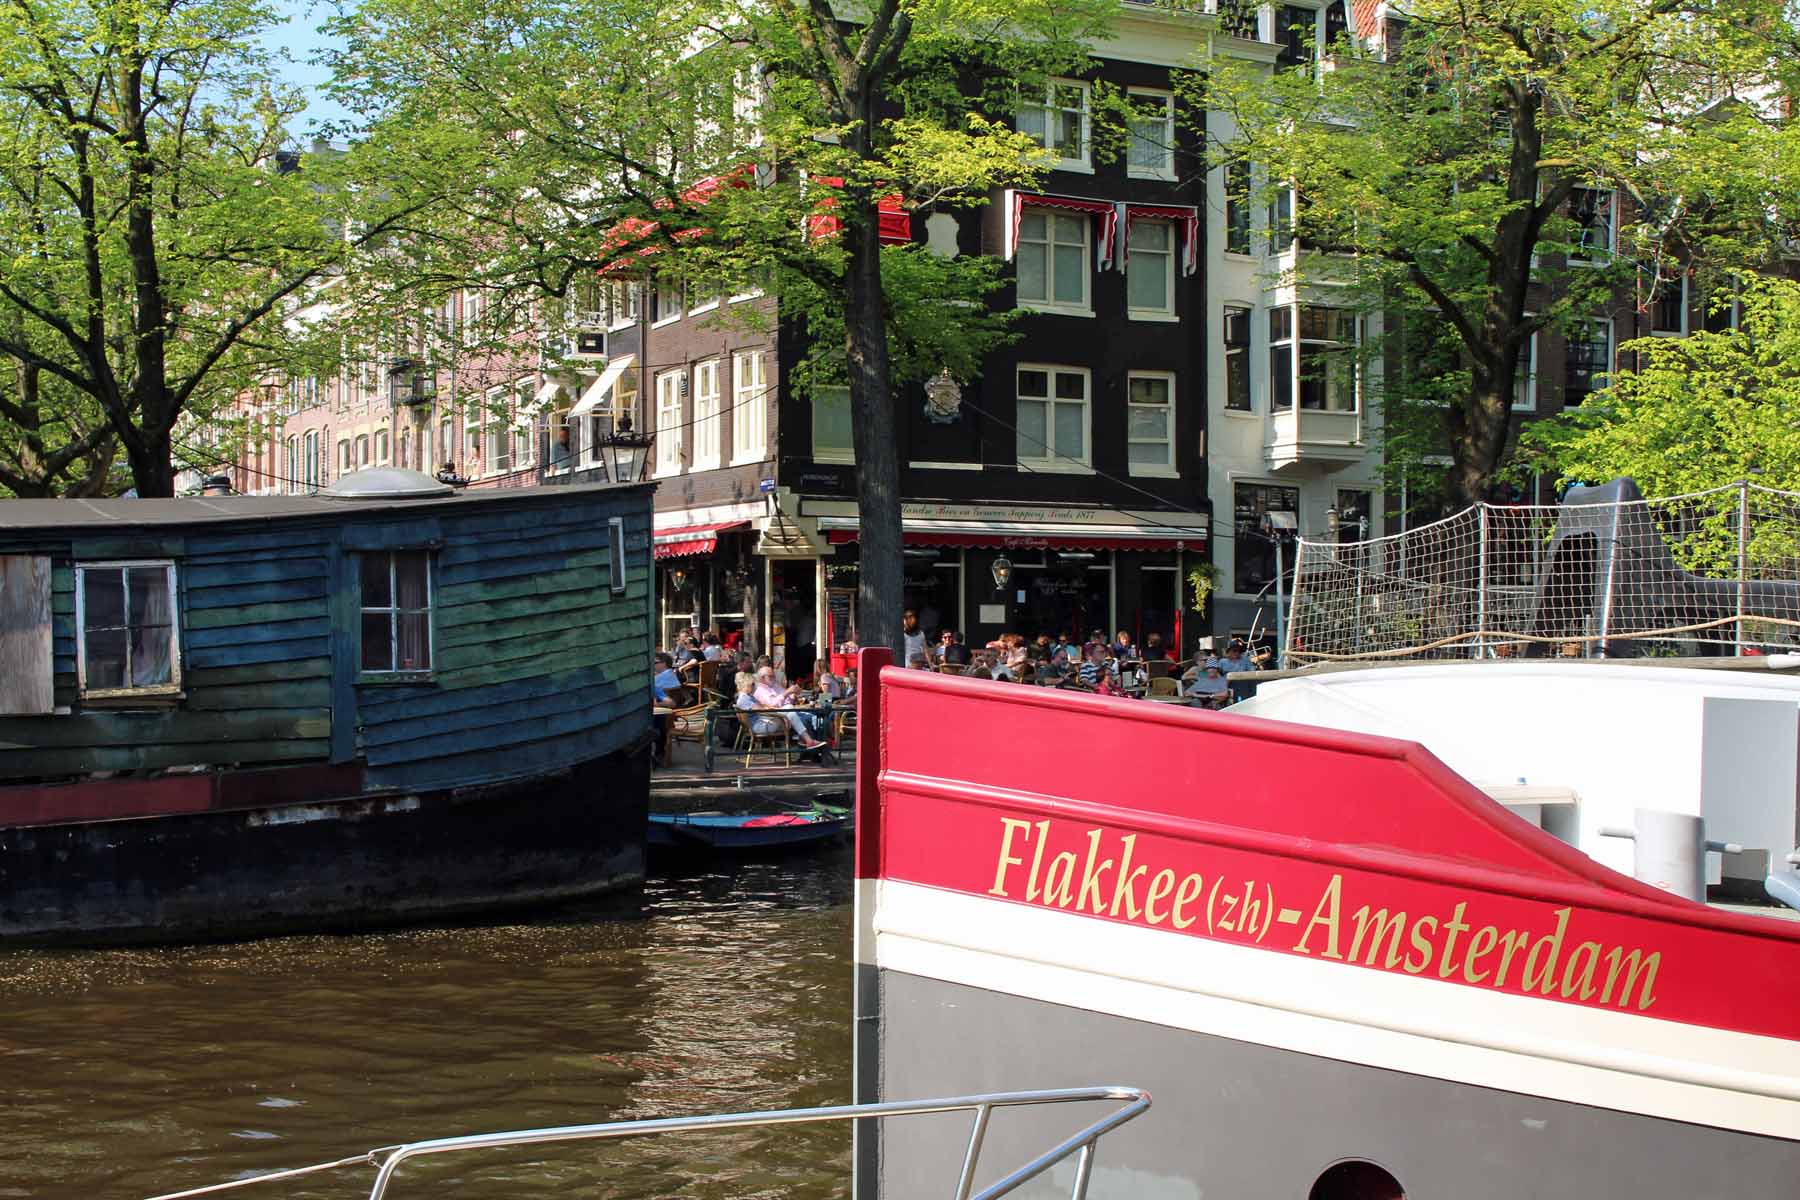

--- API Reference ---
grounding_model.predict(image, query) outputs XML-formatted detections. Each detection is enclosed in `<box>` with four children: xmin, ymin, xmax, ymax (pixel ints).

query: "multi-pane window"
<box><xmin>1512</xmin><ymin>330</ymin><xmax>1539</xmax><ymax>411</ymax></box>
<box><xmin>1018</xmin><ymin>81</ymin><xmax>1090</xmax><ymax>169</ymax></box>
<box><xmin>1224</xmin><ymin>306</ymin><xmax>1253</xmax><ymax>412</ymax></box>
<box><xmin>1267</xmin><ymin>186</ymin><xmax>1296</xmax><ymax>253</ymax></box>
<box><xmin>76</xmin><ymin>562</ymin><xmax>179</xmax><ymax>696</ymax></box>
<box><xmin>655</xmin><ymin>371</ymin><xmax>684</xmax><ymax>474</ymax></box>
<box><xmin>1569</xmin><ymin>188</ymin><xmax>1614</xmax><ymax>263</ymax></box>
<box><xmin>375</xmin><ymin>430</ymin><xmax>389</xmax><ymax>464</ymax></box>
<box><xmin>1225</xmin><ymin>161</ymin><xmax>1253</xmax><ymax>255</ymax></box>
<box><xmin>1335</xmin><ymin>488</ymin><xmax>1373</xmax><ymax>543</ymax></box>
<box><xmin>1564</xmin><ymin>319</ymin><xmax>1611</xmax><ymax>407</ymax></box>
<box><xmin>1323</xmin><ymin>0</ymin><xmax>1348</xmax><ymax>49</ymax></box>
<box><xmin>1651</xmin><ymin>269</ymin><xmax>1686</xmax><ymax>335</ymax></box>
<box><xmin>1126</xmin><ymin>372</ymin><xmax>1175</xmax><ymax>473</ymax></box>
<box><xmin>693</xmin><ymin>359</ymin><xmax>721</xmax><ymax>469</ymax></box>
<box><xmin>813</xmin><ymin>385</ymin><xmax>854</xmax><ymax>463</ymax></box>
<box><xmin>1016</xmin><ymin>209</ymin><xmax>1090</xmax><ymax>310</ymax></box>
<box><xmin>732</xmin><ymin>351</ymin><xmax>768</xmax><ymax>461</ymax></box>
<box><xmin>1277</xmin><ymin>4</ymin><xmax>1316</xmax><ymax>68</ymax></box>
<box><xmin>653</xmin><ymin>277</ymin><xmax>683</xmax><ymax>324</ymax></box>
<box><xmin>1127</xmin><ymin>220</ymin><xmax>1175</xmax><ymax>318</ymax></box>
<box><xmin>304</xmin><ymin>432</ymin><xmax>320</xmax><ymax>489</ymax></box>
<box><xmin>356</xmin><ymin>435</ymin><xmax>370</xmax><ymax>467</ymax></box>
<box><xmin>337</xmin><ymin>439</ymin><xmax>352</xmax><ymax>473</ymax></box>
<box><xmin>439</xmin><ymin>419</ymin><xmax>454</xmax><ymax>471</ymax></box>
<box><xmin>1126</xmin><ymin>90</ymin><xmax>1175</xmax><ymax>179</ymax></box>
<box><xmin>359</xmin><ymin>550</ymin><xmax>432</xmax><ymax>675</ymax></box>
<box><xmin>1271</xmin><ymin>305</ymin><xmax>1358</xmax><ymax>411</ymax></box>
<box><xmin>1016</xmin><ymin>366</ymin><xmax>1089</xmax><ymax>467</ymax></box>
<box><xmin>1234</xmin><ymin>483</ymin><xmax>1300</xmax><ymax>594</ymax></box>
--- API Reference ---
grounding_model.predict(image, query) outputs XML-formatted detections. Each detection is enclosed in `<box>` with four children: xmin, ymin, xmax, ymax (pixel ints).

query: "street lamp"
<box><xmin>991</xmin><ymin>556</ymin><xmax>1014</xmax><ymax>590</ymax></box>
<box><xmin>1261</xmin><ymin>511</ymin><xmax>1298</xmax><ymax>670</ymax></box>
<box><xmin>598</xmin><ymin>413</ymin><xmax>654</xmax><ymax>483</ymax></box>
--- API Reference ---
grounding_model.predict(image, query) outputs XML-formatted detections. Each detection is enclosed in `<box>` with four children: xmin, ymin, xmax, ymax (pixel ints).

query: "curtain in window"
<box><xmin>395</xmin><ymin>551</ymin><xmax>431</xmax><ymax>671</ymax></box>
<box><xmin>128</xmin><ymin>566</ymin><xmax>173</xmax><ymax>687</ymax></box>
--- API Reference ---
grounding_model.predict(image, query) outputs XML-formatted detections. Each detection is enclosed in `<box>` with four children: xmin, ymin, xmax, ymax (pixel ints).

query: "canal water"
<box><xmin>0</xmin><ymin>847</ymin><xmax>853</xmax><ymax>1200</ymax></box>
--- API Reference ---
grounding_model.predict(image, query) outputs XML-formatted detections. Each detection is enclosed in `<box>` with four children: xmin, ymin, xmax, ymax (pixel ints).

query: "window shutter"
<box><xmin>0</xmin><ymin>555</ymin><xmax>54</xmax><ymax>714</ymax></box>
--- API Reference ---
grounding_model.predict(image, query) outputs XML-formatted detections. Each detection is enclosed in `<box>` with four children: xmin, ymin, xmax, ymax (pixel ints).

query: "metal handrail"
<box><xmin>143</xmin><ymin>1085</ymin><xmax>1150</xmax><ymax>1200</ymax></box>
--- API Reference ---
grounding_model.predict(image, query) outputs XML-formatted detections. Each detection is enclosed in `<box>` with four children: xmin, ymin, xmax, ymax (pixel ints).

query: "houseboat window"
<box><xmin>1308</xmin><ymin>1160</ymin><xmax>1404</xmax><ymax>1200</ymax></box>
<box><xmin>76</xmin><ymin>562</ymin><xmax>180</xmax><ymax>696</ymax></box>
<box><xmin>609</xmin><ymin>517</ymin><xmax>628</xmax><ymax>595</ymax></box>
<box><xmin>359</xmin><ymin>551</ymin><xmax>433</xmax><ymax>674</ymax></box>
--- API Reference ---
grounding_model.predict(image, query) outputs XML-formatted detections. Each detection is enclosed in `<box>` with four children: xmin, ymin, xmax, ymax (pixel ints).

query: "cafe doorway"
<box><xmin>902</xmin><ymin>549</ymin><xmax>963</xmax><ymax>641</ymax></box>
<box><xmin>1013</xmin><ymin>553</ymin><xmax>1112</xmax><ymax>640</ymax></box>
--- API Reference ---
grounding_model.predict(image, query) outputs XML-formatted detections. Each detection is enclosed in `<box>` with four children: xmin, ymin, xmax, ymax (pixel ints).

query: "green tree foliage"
<box><xmin>1202</xmin><ymin>0</ymin><xmax>1800</xmax><ymax>509</ymax></box>
<box><xmin>326</xmin><ymin>0</ymin><xmax>1116</xmax><ymax>653</ymax></box>
<box><xmin>1522</xmin><ymin>274</ymin><xmax>1800</xmax><ymax>495</ymax></box>
<box><xmin>0</xmin><ymin>0</ymin><xmax>445</xmax><ymax>496</ymax></box>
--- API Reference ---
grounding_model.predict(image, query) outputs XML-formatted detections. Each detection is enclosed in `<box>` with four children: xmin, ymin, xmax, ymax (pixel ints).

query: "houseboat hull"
<box><xmin>0</xmin><ymin>743</ymin><xmax>649</xmax><ymax>946</ymax></box>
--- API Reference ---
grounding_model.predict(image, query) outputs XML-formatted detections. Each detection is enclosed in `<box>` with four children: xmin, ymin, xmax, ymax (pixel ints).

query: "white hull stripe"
<box><xmin>863</xmin><ymin>879</ymin><xmax>1800</xmax><ymax>1141</ymax></box>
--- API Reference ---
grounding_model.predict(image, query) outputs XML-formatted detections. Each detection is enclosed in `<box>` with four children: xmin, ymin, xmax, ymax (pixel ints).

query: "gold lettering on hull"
<box><xmin>987</xmin><ymin>819</ymin><xmax>1663</xmax><ymax>1012</ymax></box>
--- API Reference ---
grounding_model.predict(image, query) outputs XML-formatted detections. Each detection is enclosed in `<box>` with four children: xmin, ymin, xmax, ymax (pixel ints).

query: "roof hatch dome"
<box><xmin>319</xmin><ymin>467</ymin><xmax>457</xmax><ymax>501</ymax></box>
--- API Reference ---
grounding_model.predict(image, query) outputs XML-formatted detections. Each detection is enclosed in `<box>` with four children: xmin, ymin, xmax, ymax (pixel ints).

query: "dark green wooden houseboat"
<box><xmin>0</xmin><ymin>469</ymin><xmax>653</xmax><ymax>944</ymax></box>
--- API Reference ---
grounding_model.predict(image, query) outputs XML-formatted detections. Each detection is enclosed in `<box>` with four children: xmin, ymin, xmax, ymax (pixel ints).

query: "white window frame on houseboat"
<box><xmin>73</xmin><ymin>560</ymin><xmax>182</xmax><ymax>699</ymax></box>
<box><xmin>357</xmin><ymin>550</ymin><xmax>435</xmax><ymax>678</ymax></box>
<box><xmin>1017</xmin><ymin>79</ymin><xmax>1091</xmax><ymax>172</ymax></box>
<box><xmin>812</xmin><ymin>384</ymin><xmax>854</xmax><ymax>464</ymax></box>
<box><xmin>731</xmin><ymin>350</ymin><xmax>769</xmax><ymax>464</ymax></box>
<box><xmin>655</xmin><ymin>370</ymin><xmax>685</xmax><ymax>476</ymax></box>
<box><xmin>1015</xmin><ymin>364</ymin><xmax>1092</xmax><ymax>471</ymax></box>
<box><xmin>1126</xmin><ymin>89</ymin><xmax>1176</xmax><ymax>181</ymax></box>
<box><xmin>609</xmin><ymin>517</ymin><xmax>628</xmax><ymax>594</ymax></box>
<box><xmin>1015</xmin><ymin>208</ymin><xmax>1092</xmax><ymax>316</ymax></box>
<box><xmin>1126</xmin><ymin>370</ymin><xmax>1177</xmax><ymax>477</ymax></box>
<box><xmin>1126</xmin><ymin>218</ymin><xmax>1177</xmax><ymax>321</ymax></box>
<box><xmin>692</xmin><ymin>358</ymin><xmax>722</xmax><ymax>470</ymax></box>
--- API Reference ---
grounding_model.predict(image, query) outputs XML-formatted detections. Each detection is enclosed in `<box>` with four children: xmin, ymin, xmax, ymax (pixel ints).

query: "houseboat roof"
<box><xmin>0</xmin><ymin>480</ymin><xmax>645</xmax><ymax>533</ymax></box>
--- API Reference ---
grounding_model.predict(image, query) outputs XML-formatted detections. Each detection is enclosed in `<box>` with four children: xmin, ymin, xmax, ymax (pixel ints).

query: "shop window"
<box><xmin>76</xmin><ymin>562</ymin><xmax>180</xmax><ymax>697</ymax></box>
<box><xmin>1126</xmin><ymin>90</ymin><xmax>1175</xmax><ymax>180</ymax></box>
<box><xmin>813</xmin><ymin>385</ymin><xmax>854</xmax><ymax>463</ymax></box>
<box><xmin>1017</xmin><ymin>80</ymin><xmax>1090</xmax><ymax>170</ymax></box>
<box><xmin>359</xmin><ymin>550</ymin><xmax>433</xmax><ymax>675</ymax></box>
<box><xmin>1564</xmin><ymin>318</ymin><xmax>1611</xmax><ymax>407</ymax></box>
<box><xmin>1224</xmin><ymin>306</ymin><xmax>1252</xmax><ymax>411</ymax></box>
<box><xmin>1016</xmin><ymin>365</ymin><xmax>1090</xmax><ymax>468</ymax></box>
<box><xmin>1234</xmin><ymin>482</ymin><xmax>1299</xmax><ymax>594</ymax></box>
<box><xmin>1016</xmin><ymin>209</ymin><xmax>1091</xmax><ymax>312</ymax></box>
<box><xmin>1127</xmin><ymin>219</ymin><xmax>1175</xmax><ymax>319</ymax></box>
<box><xmin>1126</xmin><ymin>372</ymin><xmax>1175</xmax><ymax>474</ymax></box>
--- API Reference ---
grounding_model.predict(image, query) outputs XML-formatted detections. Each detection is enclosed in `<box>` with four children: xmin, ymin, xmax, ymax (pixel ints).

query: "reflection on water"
<box><xmin>0</xmin><ymin>847</ymin><xmax>853</xmax><ymax>1200</ymax></box>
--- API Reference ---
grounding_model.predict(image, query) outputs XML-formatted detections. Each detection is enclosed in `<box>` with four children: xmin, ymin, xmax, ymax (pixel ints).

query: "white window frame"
<box><xmin>1650</xmin><ymin>270</ymin><xmax>1688</xmax><ymax>337</ymax></box>
<box><xmin>606</xmin><ymin>281</ymin><xmax>638</xmax><ymax>332</ymax></box>
<box><xmin>692</xmin><ymin>358</ymin><xmax>722</xmax><ymax>470</ymax></box>
<box><xmin>1014</xmin><ymin>364</ymin><xmax>1092</xmax><ymax>472</ymax></box>
<box><xmin>652</xmin><ymin>277</ymin><xmax>684</xmax><ymax>328</ymax></box>
<box><xmin>655</xmin><ymin>370</ymin><xmax>685</xmax><ymax>476</ymax></box>
<box><xmin>1568</xmin><ymin>187</ymin><xmax>1616</xmax><ymax>266</ymax></box>
<box><xmin>1223</xmin><ymin>305</ymin><xmax>1254</xmax><ymax>413</ymax></box>
<box><xmin>1017</xmin><ymin>79</ymin><xmax>1092</xmax><ymax>173</ymax></box>
<box><xmin>375</xmin><ymin>429</ymin><xmax>390</xmax><ymax>464</ymax></box>
<box><xmin>1015</xmin><ymin>206</ymin><xmax>1092</xmax><ymax>316</ymax></box>
<box><xmin>731</xmin><ymin>351</ymin><xmax>768</xmax><ymax>464</ymax></box>
<box><xmin>1126</xmin><ymin>370</ymin><xmax>1177</xmax><ymax>477</ymax></box>
<box><xmin>1272</xmin><ymin>304</ymin><xmax>1360</xmax><ymax>412</ymax></box>
<box><xmin>609</xmin><ymin>516</ymin><xmax>628</xmax><ymax>595</ymax></box>
<box><xmin>812</xmin><ymin>384</ymin><xmax>854</xmax><ymax>464</ymax></box>
<box><xmin>357</xmin><ymin>550</ymin><xmax>434</xmax><ymax>677</ymax></box>
<box><xmin>1126</xmin><ymin>218</ymin><xmax>1177</xmax><ymax>322</ymax></box>
<box><xmin>73</xmin><ymin>560</ymin><xmax>182</xmax><ymax>699</ymax></box>
<box><xmin>1512</xmin><ymin>326</ymin><xmax>1539</xmax><ymax>412</ymax></box>
<box><xmin>1125</xmin><ymin>89</ymin><xmax>1176</xmax><ymax>181</ymax></box>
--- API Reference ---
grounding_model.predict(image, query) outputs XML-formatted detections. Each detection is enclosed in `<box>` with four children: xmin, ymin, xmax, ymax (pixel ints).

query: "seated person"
<box><xmin>1143</xmin><ymin>632</ymin><xmax>1177</xmax><ymax>663</ymax></box>
<box><xmin>1214</xmin><ymin>639</ymin><xmax>1252</xmax><ymax>675</ymax></box>
<box><xmin>815</xmin><ymin>659</ymin><xmax>851</xmax><ymax>702</ymax></box>
<box><xmin>651</xmin><ymin>653</ymin><xmax>683</xmax><ymax>704</ymax></box>
<box><xmin>1076</xmin><ymin>645</ymin><xmax>1114</xmax><ymax>690</ymax></box>
<box><xmin>1180</xmin><ymin>650</ymin><xmax>1211</xmax><ymax>684</ymax></box>
<box><xmin>1185</xmin><ymin>663</ymin><xmax>1232</xmax><ymax>708</ymax></box>
<box><xmin>940</xmin><ymin>631</ymin><xmax>972</xmax><ymax>667</ymax></box>
<box><xmin>735</xmin><ymin>678</ymin><xmax>826</xmax><ymax>750</ymax></box>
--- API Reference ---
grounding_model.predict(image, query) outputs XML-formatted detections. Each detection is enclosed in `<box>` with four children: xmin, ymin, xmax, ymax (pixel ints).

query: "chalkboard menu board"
<box><xmin>827</xmin><ymin>588</ymin><xmax>855</xmax><ymax>647</ymax></box>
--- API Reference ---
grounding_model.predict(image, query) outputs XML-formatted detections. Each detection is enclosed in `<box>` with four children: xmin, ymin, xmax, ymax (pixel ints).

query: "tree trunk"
<box><xmin>1447</xmin><ymin>370</ymin><xmax>1513</xmax><ymax>510</ymax></box>
<box><xmin>123</xmin><ymin>420</ymin><xmax>177</xmax><ymax>497</ymax></box>
<box><xmin>843</xmin><ymin>192</ymin><xmax>903</xmax><ymax>659</ymax></box>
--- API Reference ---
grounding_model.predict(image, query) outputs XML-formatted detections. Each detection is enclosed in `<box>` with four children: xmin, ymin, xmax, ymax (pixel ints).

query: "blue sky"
<box><xmin>263</xmin><ymin>0</ymin><xmax>354</xmax><ymax>138</ymax></box>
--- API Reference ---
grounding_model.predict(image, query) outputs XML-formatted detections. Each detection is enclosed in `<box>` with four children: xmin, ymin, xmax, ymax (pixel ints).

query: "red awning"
<box><xmin>1124</xmin><ymin>202</ymin><xmax>1200</xmax><ymax>276</ymax></box>
<box><xmin>654</xmin><ymin>520</ymin><xmax>750</xmax><ymax>559</ymax></box>
<box><xmin>825</xmin><ymin>529</ymin><xmax>1202</xmax><ymax>552</ymax></box>
<box><xmin>1008</xmin><ymin>191</ymin><xmax>1119</xmax><ymax>267</ymax></box>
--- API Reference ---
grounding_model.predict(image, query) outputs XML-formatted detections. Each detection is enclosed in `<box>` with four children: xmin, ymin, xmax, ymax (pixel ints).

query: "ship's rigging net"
<box><xmin>1287</xmin><ymin>482</ymin><xmax>1800</xmax><ymax>661</ymax></box>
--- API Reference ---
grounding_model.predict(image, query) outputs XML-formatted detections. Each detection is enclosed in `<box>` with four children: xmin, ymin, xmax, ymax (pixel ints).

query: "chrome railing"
<box><xmin>144</xmin><ymin>1085</ymin><xmax>1151</xmax><ymax>1200</ymax></box>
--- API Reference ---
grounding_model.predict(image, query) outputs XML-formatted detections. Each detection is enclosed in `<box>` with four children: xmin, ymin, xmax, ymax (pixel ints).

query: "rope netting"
<box><xmin>1287</xmin><ymin>481</ymin><xmax>1800</xmax><ymax>662</ymax></box>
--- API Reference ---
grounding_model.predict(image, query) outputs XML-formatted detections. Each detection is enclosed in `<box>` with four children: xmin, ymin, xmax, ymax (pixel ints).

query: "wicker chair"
<box><xmin>666</xmin><ymin>696</ymin><xmax>713</xmax><ymax>762</ymax></box>
<box><xmin>1148</xmin><ymin>675</ymin><xmax>1182</xmax><ymax>699</ymax></box>
<box><xmin>735</xmin><ymin>709</ymin><xmax>792</xmax><ymax>767</ymax></box>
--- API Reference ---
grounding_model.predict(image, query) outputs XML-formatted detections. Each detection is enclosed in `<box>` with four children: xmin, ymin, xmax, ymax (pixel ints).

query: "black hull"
<box><xmin>0</xmin><ymin>745</ymin><xmax>650</xmax><ymax>947</ymax></box>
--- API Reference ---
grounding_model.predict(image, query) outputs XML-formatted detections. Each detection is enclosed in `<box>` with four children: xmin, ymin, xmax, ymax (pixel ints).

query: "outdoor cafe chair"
<box><xmin>734</xmin><ymin>709</ymin><xmax>793</xmax><ymax>768</ymax></box>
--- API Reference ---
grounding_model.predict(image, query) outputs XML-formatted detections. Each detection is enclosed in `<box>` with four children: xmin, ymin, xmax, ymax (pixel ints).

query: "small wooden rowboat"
<box><xmin>647</xmin><ymin>799</ymin><xmax>851</xmax><ymax>851</ymax></box>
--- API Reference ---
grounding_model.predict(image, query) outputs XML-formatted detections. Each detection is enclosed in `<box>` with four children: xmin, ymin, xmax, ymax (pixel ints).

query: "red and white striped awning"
<box><xmin>1005</xmin><ymin>191</ymin><xmax>1120</xmax><ymax>270</ymax></box>
<box><xmin>653</xmin><ymin>520</ymin><xmax>750</xmax><ymax>559</ymax></box>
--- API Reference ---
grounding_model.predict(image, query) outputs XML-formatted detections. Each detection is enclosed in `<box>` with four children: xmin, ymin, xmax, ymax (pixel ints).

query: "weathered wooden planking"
<box><xmin>188</xmin><ymin>637</ymin><xmax>332</xmax><ymax>671</ymax></box>
<box><xmin>365</xmin><ymin>696</ymin><xmax>642</xmax><ymax>767</ymax></box>
<box><xmin>0</xmin><ymin>708</ymin><xmax>331</xmax><ymax>750</ymax></box>
<box><xmin>434</xmin><ymin>618</ymin><xmax>646</xmax><ymax>674</ymax></box>
<box><xmin>434</xmin><ymin>586</ymin><xmax>602</xmax><ymax>630</ymax></box>
<box><xmin>182</xmin><ymin>557</ymin><xmax>329</xmax><ymax>589</ymax></box>
<box><xmin>361</xmin><ymin>677</ymin><xmax>625</xmax><ymax>749</ymax></box>
<box><xmin>434</xmin><ymin>563</ymin><xmax>638</xmax><ymax>610</ymax></box>
<box><xmin>363</xmin><ymin>716</ymin><xmax>643</xmax><ymax>791</ymax></box>
<box><xmin>185</xmin><ymin>658</ymin><xmax>333</xmax><ymax>689</ymax></box>
<box><xmin>434</xmin><ymin>605</ymin><xmax>632</xmax><ymax>652</ymax></box>
<box><xmin>435</xmin><ymin>526</ymin><xmax>616</xmax><ymax>569</ymax></box>
<box><xmin>0</xmin><ymin>738</ymin><xmax>327</xmax><ymax>776</ymax></box>
<box><xmin>0</xmin><ymin>556</ymin><xmax>53</xmax><ymax>715</ymax></box>
<box><xmin>184</xmin><ymin>616</ymin><xmax>330</xmax><ymax>651</ymax></box>
<box><xmin>433</xmin><ymin>545</ymin><xmax>618</xmax><ymax>589</ymax></box>
<box><xmin>184</xmin><ymin>679</ymin><xmax>334</xmax><ymax>712</ymax></box>
<box><xmin>184</xmin><ymin>577</ymin><xmax>327</xmax><ymax>612</ymax></box>
<box><xmin>355</xmin><ymin>662</ymin><xmax>618</xmax><ymax>718</ymax></box>
<box><xmin>184</xmin><ymin>599</ymin><xmax>332</xmax><ymax>631</ymax></box>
